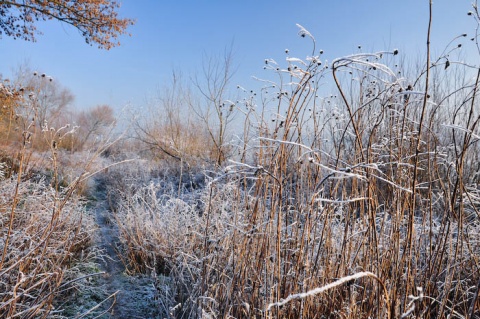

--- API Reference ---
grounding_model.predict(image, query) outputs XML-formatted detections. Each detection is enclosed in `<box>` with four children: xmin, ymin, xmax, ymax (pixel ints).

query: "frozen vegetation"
<box><xmin>1</xmin><ymin>11</ymin><xmax>480</xmax><ymax>319</ymax></box>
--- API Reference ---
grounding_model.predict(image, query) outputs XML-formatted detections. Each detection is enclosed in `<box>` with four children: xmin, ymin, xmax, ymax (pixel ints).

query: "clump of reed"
<box><xmin>113</xmin><ymin>15</ymin><xmax>480</xmax><ymax>319</ymax></box>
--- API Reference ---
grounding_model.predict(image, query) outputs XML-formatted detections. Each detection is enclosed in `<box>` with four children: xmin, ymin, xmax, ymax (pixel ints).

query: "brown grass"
<box><xmin>0</xmin><ymin>75</ymin><xmax>119</xmax><ymax>317</ymax></box>
<box><xmin>110</xmin><ymin>20</ymin><xmax>480</xmax><ymax>319</ymax></box>
<box><xmin>0</xmin><ymin>158</ymin><xmax>95</xmax><ymax>318</ymax></box>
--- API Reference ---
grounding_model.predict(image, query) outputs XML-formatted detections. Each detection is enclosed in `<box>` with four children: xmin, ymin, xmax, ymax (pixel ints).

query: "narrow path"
<box><xmin>91</xmin><ymin>177</ymin><xmax>159</xmax><ymax>319</ymax></box>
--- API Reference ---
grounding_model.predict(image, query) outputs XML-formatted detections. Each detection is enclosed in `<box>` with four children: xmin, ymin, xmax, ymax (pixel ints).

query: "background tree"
<box><xmin>0</xmin><ymin>0</ymin><xmax>134</xmax><ymax>49</ymax></box>
<box><xmin>0</xmin><ymin>68</ymin><xmax>75</xmax><ymax>150</ymax></box>
<box><xmin>133</xmin><ymin>71</ymin><xmax>215</xmax><ymax>165</ymax></box>
<box><xmin>191</xmin><ymin>48</ymin><xmax>237</xmax><ymax>166</ymax></box>
<box><xmin>0</xmin><ymin>78</ymin><xmax>22</xmax><ymax>145</ymax></box>
<box><xmin>73</xmin><ymin>104</ymin><xmax>115</xmax><ymax>151</ymax></box>
<box><xmin>14</xmin><ymin>66</ymin><xmax>74</xmax><ymax>127</ymax></box>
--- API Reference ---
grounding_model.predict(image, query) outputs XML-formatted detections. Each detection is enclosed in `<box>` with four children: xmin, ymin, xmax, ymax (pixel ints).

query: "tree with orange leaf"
<box><xmin>0</xmin><ymin>0</ymin><xmax>134</xmax><ymax>49</ymax></box>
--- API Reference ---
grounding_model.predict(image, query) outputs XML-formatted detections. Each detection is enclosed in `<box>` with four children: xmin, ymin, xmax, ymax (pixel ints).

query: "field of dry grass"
<box><xmin>0</xmin><ymin>150</ymin><xmax>96</xmax><ymax>318</ymax></box>
<box><xmin>2</xmin><ymin>7</ymin><xmax>480</xmax><ymax>319</ymax></box>
<box><xmin>105</xmin><ymin>23</ymin><xmax>480</xmax><ymax>318</ymax></box>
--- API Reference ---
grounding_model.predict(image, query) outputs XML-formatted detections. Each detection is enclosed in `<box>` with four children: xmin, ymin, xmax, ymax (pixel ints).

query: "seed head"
<box><xmin>393</xmin><ymin>49</ymin><xmax>399</xmax><ymax>55</ymax></box>
<box><xmin>296</xmin><ymin>24</ymin><xmax>313</xmax><ymax>39</ymax></box>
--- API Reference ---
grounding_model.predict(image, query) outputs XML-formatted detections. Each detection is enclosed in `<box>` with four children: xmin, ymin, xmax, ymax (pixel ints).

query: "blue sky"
<box><xmin>0</xmin><ymin>1</ymin><xmax>476</xmax><ymax>112</ymax></box>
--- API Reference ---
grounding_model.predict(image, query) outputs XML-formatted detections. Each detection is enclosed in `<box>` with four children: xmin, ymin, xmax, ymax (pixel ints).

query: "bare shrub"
<box><xmin>132</xmin><ymin>72</ymin><xmax>220</xmax><ymax>170</ymax></box>
<box><xmin>72</xmin><ymin>104</ymin><xmax>116</xmax><ymax>152</ymax></box>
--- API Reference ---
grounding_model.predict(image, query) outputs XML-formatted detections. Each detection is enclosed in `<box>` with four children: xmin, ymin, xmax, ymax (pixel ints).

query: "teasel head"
<box><xmin>23</xmin><ymin>131</ymin><xmax>32</xmax><ymax>144</ymax></box>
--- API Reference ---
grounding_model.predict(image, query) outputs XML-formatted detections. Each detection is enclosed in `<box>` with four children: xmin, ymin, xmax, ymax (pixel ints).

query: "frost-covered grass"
<box><xmin>3</xmin><ymin>4</ymin><xmax>480</xmax><ymax>319</ymax></box>
<box><xmin>109</xmin><ymin>16</ymin><xmax>480</xmax><ymax>319</ymax></box>
<box><xmin>0</xmin><ymin>163</ymin><xmax>96</xmax><ymax>318</ymax></box>
<box><xmin>111</xmin><ymin>163</ymin><xmax>480</xmax><ymax>318</ymax></box>
<box><xmin>0</xmin><ymin>87</ymin><xmax>118</xmax><ymax>318</ymax></box>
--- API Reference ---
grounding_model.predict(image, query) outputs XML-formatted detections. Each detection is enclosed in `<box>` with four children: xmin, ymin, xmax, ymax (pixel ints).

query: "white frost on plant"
<box><xmin>286</xmin><ymin>57</ymin><xmax>306</xmax><ymax>65</ymax></box>
<box><xmin>266</xmin><ymin>271</ymin><xmax>384</xmax><ymax>311</ymax></box>
<box><xmin>296</xmin><ymin>23</ymin><xmax>314</xmax><ymax>40</ymax></box>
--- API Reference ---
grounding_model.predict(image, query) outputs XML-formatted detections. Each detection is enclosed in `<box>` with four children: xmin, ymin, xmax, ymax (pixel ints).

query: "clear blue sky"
<box><xmin>0</xmin><ymin>1</ymin><xmax>475</xmax><ymax>112</ymax></box>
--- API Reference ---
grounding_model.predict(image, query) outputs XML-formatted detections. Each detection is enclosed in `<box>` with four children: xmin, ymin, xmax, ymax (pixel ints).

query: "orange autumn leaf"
<box><xmin>0</xmin><ymin>0</ymin><xmax>134</xmax><ymax>49</ymax></box>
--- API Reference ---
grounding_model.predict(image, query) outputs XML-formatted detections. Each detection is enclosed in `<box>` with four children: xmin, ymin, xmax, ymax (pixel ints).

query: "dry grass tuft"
<box><xmin>0</xmin><ymin>167</ymin><xmax>95</xmax><ymax>318</ymax></box>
